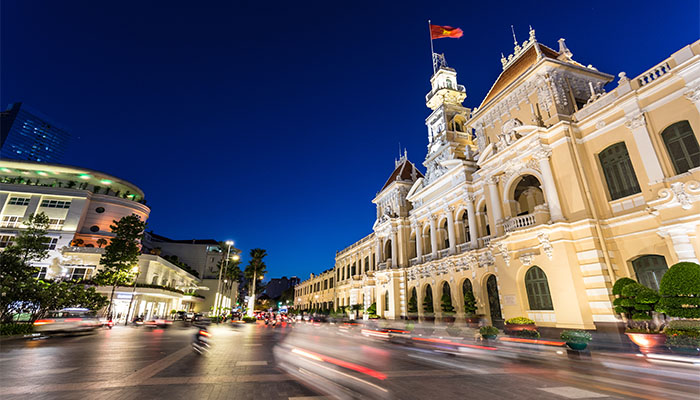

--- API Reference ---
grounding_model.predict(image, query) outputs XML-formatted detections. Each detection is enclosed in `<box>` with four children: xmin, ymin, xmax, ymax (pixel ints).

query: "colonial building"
<box><xmin>296</xmin><ymin>34</ymin><xmax>700</xmax><ymax>330</ymax></box>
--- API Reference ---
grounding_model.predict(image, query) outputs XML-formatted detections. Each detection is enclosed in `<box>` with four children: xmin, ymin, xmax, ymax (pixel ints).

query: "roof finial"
<box><xmin>529</xmin><ymin>25</ymin><xmax>536</xmax><ymax>42</ymax></box>
<box><xmin>511</xmin><ymin>25</ymin><xmax>518</xmax><ymax>46</ymax></box>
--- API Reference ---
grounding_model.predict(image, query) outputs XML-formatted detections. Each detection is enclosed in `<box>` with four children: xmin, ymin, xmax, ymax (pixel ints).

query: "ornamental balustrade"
<box><xmin>438</xmin><ymin>249</ymin><xmax>450</xmax><ymax>259</ymax></box>
<box><xmin>480</xmin><ymin>236</ymin><xmax>491</xmax><ymax>247</ymax></box>
<box><xmin>425</xmin><ymin>83</ymin><xmax>466</xmax><ymax>102</ymax></box>
<box><xmin>503</xmin><ymin>213</ymin><xmax>537</xmax><ymax>233</ymax></box>
<box><xmin>638</xmin><ymin>61</ymin><xmax>671</xmax><ymax>87</ymax></box>
<box><xmin>409</xmin><ymin>257</ymin><xmax>420</xmax><ymax>266</ymax></box>
<box><xmin>456</xmin><ymin>242</ymin><xmax>471</xmax><ymax>253</ymax></box>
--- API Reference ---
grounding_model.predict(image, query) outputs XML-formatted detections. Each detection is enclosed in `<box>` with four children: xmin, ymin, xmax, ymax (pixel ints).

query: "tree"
<box><xmin>71</xmin><ymin>238</ymin><xmax>84</xmax><ymax>247</ymax></box>
<box><xmin>423</xmin><ymin>288</ymin><xmax>434</xmax><ymax>314</ymax></box>
<box><xmin>407</xmin><ymin>290</ymin><xmax>418</xmax><ymax>313</ymax></box>
<box><xmin>244</xmin><ymin>248</ymin><xmax>267</xmax><ymax>299</ymax></box>
<box><xmin>94</xmin><ymin>215</ymin><xmax>145</xmax><ymax>317</ymax></box>
<box><xmin>5</xmin><ymin>213</ymin><xmax>50</xmax><ymax>263</ymax></box>
<box><xmin>96</xmin><ymin>238</ymin><xmax>108</xmax><ymax>248</ymax></box>
<box><xmin>0</xmin><ymin>252</ymin><xmax>43</xmax><ymax>322</ymax></box>
<box><xmin>441</xmin><ymin>292</ymin><xmax>455</xmax><ymax>313</ymax></box>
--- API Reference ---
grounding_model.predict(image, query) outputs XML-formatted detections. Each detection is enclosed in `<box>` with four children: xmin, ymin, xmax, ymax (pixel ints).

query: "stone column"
<box><xmin>429</xmin><ymin>215</ymin><xmax>438</xmax><ymax>258</ymax></box>
<box><xmin>625</xmin><ymin>113</ymin><xmax>665</xmax><ymax>184</ymax></box>
<box><xmin>414</xmin><ymin>224</ymin><xmax>423</xmax><ymax>260</ymax></box>
<box><xmin>375</xmin><ymin>239</ymin><xmax>382</xmax><ymax>267</ymax></box>
<box><xmin>391</xmin><ymin>228</ymin><xmax>398</xmax><ymax>268</ymax></box>
<box><xmin>446</xmin><ymin>206</ymin><xmax>456</xmax><ymax>255</ymax></box>
<box><xmin>535</xmin><ymin>148</ymin><xmax>565</xmax><ymax>222</ymax></box>
<box><xmin>486</xmin><ymin>176</ymin><xmax>504</xmax><ymax>235</ymax></box>
<box><xmin>466</xmin><ymin>195</ymin><xmax>478</xmax><ymax>248</ymax></box>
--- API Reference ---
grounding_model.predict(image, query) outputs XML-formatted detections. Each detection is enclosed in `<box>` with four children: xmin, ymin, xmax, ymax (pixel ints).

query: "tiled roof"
<box><xmin>479</xmin><ymin>43</ymin><xmax>559</xmax><ymax>108</ymax></box>
<box><xmin>380</xmin><ymin>159</ymin><xmax>423</xmax><ymax>192</ymax></box>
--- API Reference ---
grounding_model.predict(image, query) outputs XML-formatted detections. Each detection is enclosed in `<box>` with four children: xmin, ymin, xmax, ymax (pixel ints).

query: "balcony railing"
<box><xmin>438</xmin><ymin>249</ymin><xmax>450</xmax><ymax>259</ymax></box>
<box><xmin>480</xmin><ymin>236</ymin><xmax>491</xmax><ymax>247</ymax></box>
<box><xmin>409</xmin><ymin>257</ymin><xmax>420</xmax><ymax>266</ymax></box>
<box><xmin>503</xmin><ymin>213</ymin><xmax>537</xmax><ymax>233</ymax></box>
<box><xmin>638</xmin><ymin>61</ymin><xmax>672</xmax><ymax>87</ymax></box>
<box><xmin>456</xmin><ymin>242</ymin><xmax>471</xmax><ymax>253</ymax></box>
<box><xmin>423</xmin><ymin>254</ymin><xmax>433</xmax><ymax>263</ymax></box>
<box><xmin>425</xmin><ymin>83</ymin><xmax>466</xmax><ymax>102</ymax></box>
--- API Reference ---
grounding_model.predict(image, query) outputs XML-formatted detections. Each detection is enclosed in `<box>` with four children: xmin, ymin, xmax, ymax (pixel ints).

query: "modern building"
<box><xmin>1</xmin><ymin>103</ymin><xmax>71</xmax><ymax>163</ymax></box>
<box><xmin>142</xmin><ymin>232</ymin><xmax>224</xmax><ymax>279</ymax></box>
<box><xmin>296</xmin><ymin>35</ymin><xmax>700</xmax><ymax>332</ymax></box>
<box><xmin>264</xmin><ymin>276</ymin><xmax>300</xmax><ymax>300</ymax></box>
<box><xmin>0</xmin><ymin>160</ymin><xmax>203</xmax><ymax>320</ymax></box>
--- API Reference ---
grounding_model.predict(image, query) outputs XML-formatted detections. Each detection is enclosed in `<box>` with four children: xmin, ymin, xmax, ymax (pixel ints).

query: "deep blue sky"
<box><xmin>2</xmin><ymin>1</ymin><xmax>698</xmax><ymax>280</ymax></box>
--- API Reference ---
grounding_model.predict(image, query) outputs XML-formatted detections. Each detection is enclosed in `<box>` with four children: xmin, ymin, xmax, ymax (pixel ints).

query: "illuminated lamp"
<box><xmin>100</xmin><ymin>179</ymin><xmax>112</xmax><ymax>185</ymax></box>
<box><xmin>79</xmin><ymin>174</ymin><xmax>91</xmax><ymax>180</ymax></box>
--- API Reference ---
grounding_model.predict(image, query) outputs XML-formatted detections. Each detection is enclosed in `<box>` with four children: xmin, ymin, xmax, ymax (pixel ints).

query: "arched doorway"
<box><xmin>512</xmin><ymin>175</ymin><xmax>545</xmax><ymax>216</ymax></box>
<box><xmin>463</xmin><ymin>279</ymin><xmax>476</xmax><ymax>315</ymax></box>
<box><xmin>441</xmin><ymin>282</ymin><xmax>454</xmax><ymax>313</ymax></box>
<box><xmin>407</xmin><ymin>287</ymin><xmax>418</xmax><ymax>314</ymax></box>
<box><xmin>632</xmin><ymin>255</ymin><xmax>668</xmax><ymax>291</ymax></box>
<box><xmin>486</xmin><ymin>275</ymin><xmax>502</xmax><ymax>324</ymax></box>
<box><xmin>423</xmin><ymin>284</ymin><xmax>434</xmax><ymax>314</ymax></box>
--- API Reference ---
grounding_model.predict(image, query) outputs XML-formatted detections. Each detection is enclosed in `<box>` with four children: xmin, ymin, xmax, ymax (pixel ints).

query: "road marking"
<box><xmin>236</xmin><ymin>360</ymin><xmax>268</xmax><ymax>366</ymax></box>
<box><xmin>29</xmin><ymin>367</ymin><xmax>78</xmax><ymax>375</ymax></box>
<box><xmin>125</xmin><ymin>346</ymin><xmax>191</xmax><ymax>382</ymax></box>
<box><xmin>538</xmin><ymin>386</ymin><xmax>608</xmax><ymax>398</ymax></box>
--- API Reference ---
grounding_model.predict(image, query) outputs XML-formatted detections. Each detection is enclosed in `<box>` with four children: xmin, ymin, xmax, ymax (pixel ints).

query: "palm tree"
<box><xmin>96</xmin><ymin>238</ymin><xmax>108</xmax><ymax>248</ymax></box>
<box><xmin>244</xmin><ymin>248</ymin><xmax>267</xmax><ymax>315</ymax></box>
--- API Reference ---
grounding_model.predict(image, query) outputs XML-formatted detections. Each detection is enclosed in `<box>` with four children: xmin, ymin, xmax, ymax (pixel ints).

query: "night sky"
<box><xmin>2</xmin><ymin>1</ymin><xmax>698</xmax><ymax>280</ymax></box>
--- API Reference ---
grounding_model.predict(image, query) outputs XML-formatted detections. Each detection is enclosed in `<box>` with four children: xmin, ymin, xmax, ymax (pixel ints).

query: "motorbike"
<box><xmin>192</xmin><ymin>327</ymin><xmax>212</xmax><ymax>355</ymax></box>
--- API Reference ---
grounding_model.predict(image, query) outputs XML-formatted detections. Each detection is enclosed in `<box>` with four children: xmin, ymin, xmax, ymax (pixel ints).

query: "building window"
<box><xmin>1</xmin><ymin>215</ymin><xmax>22</xmax><ymax>228</ymax></box>
<box><xmin>0</xmin><ymin>235</ymin><xmax>15</xmax><ymax>248</ymax></box>
<box><xmin>95</xmin><ymin>207</ymin><xmax>105</xmax><ymax>213</ymax></box>
<box><xmin>46</xmin><ymin>237</ymin><xmax>58</xmax><ymax>250</ymax></box>
<box><xmin>34</xmin><ymin>267</ymin><xmax>47</xmax><ymax>280</ymax></box>
<box><xmin>632</xmin><ymin>255</ymin><xmax>668</xmax><ymax>291</ymax></box>
<box><xmin>68</xmin><ymin>267</ymin><xmax>92</xmax><ymax>281</ymax></box>
<box><xmin>8</xmin><ymin>197</ymin><xmax>30</xmax><ymax>206</ymax></box>
<box><xmin>384</xmin><ymin>291</ymin><xmax>389</xmax><ymax>311</ymax></box>
<box><xmin>598</xmin><ymin>142</ymin><xmax>641</xmax><ymax>200</ymax></box>
<box><xmin>329</xmin><ymin>277</ymin><xmax>334</xmax><ymax>288</ymax></box>
<box><xmin>90</xmin><ymin>225</ymin><xmax>100</xmax><ymax>233</ymax></box>
<box><xmin>662</xmin><ymin>121</ymin><xmax>700</xmax><ymax>175</ymax></box>
<box><xmin>524</xmin><ymin>266</ymin><xmax>553</xmax><ymax>310</ymax></box>
<box><xmin>48</xmin><ymin>219</ymin><xmax>65</xmax><ymax>230</ymax></box>
<box><xmin>40</xmin><ymin>199</ymin><xmax>71</xmax><ymax>209</ymax></box>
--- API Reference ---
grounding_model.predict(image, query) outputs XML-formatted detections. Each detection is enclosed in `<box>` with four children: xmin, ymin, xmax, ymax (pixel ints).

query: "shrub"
<box><xmin>505</xmin><ymin>317</ymin><xmax>535</xmax><ymax>325</ymax></box>
<box><xmin>480</xmin><ymin>325</ymin><xmax>499</xmax><ymax>336</ymax></box>
<box><xmin>657</xmin><ymin>262</ymin><xmax>700</xmax><ymax>319</ymax></box>
<box><xmin>667</xmin><ymin>320</ymin><xmax>700</xmax><ymax>331</ymax></box>
<box><xmin>612</xmin><ymin>279</ymin><xmax>659</xmax><ymax>323</ymax></box>
<box><xmin>612</xmin><ymin>277</ymin><xmax>636</xmax><ymax>296</ymax></box>
<box><xmin>440</xmin><ymin>292</ymin><xmax>455</xmax><ymax>314</ymax></box>
<box><xmin>463</xmin><ymin>290</ymin><xmax>477</xmax><ymax>315</ymax></box>
<box><xmin>0</xmin><ymin>323</ymin><xmax>33</xmax><ymax>336</ymax></box>
<box><xmin>560</xmin><ymin>330</ymin><xmax>592</xmax><ymax>343</ymax></box>
<box><xmin>513</xmin><ymin>329</ymin><xmax>540</xmax><ymax>338</ymax></box>
<box><xmin>242</xmin><ymin>316</ymin><xmax>257</xmax><ymax>323</ymax></box>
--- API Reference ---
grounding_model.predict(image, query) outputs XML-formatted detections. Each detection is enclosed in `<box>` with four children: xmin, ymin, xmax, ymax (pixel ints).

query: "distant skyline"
<box><xmin>1</xmin><ymin>0</ymin><xmax>698</xmax><ymax>280</ymax></box>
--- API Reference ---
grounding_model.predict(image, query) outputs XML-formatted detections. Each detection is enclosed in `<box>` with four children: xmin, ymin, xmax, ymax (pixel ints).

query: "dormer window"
<box><xmin>445</xmin><ymin>78</ymin><xmax>453</xmax><ymax>89</ymax></box>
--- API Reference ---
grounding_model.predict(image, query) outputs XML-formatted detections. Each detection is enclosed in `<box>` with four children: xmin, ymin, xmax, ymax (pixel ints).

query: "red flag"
<box><xmin>430</xmin><ymin>24</ymin><xmax>463</xmax><ymax>39</ymax></box>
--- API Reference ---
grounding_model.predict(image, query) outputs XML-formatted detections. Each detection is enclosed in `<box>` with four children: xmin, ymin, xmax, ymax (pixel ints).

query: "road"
<box><xmin>1</xmin><ymin>321</ymin><xmax>698</xmax><ymax>400</ymax></box>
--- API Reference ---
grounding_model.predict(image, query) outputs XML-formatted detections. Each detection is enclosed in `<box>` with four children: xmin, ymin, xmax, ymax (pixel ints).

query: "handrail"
<box><xmin>503</xmin><ymin>214</ymin><xmax>537</xmax><ymax>233</ymax></box>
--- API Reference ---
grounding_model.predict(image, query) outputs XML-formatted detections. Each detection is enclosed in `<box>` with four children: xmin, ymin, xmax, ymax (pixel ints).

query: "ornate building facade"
<box><xmin>296</xmin><ymin>34</ymin><xmax>700</xmax><ymax>330</ymax></box>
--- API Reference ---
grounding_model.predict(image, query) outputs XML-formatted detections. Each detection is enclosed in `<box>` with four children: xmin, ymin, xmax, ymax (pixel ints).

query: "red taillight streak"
<box><xmin>292</xmin><ymin>348</ymin><xmax>386</xmax><ymax>380</ymax></box>
<box><xmin>412</xmin><ymin>337</ymin><xmax>497</xmax><ymax>351</ymax></box>
<box><xmin>64</xmin><ymin>318</ymin><xmax>82</xmax><ymax>322</ymax></box>
<box><xmin>498</xmin><ymin>337</ymin><xmax>565</xmax><ymax>346</ymax></box>
<box><xmin>34</xmin><ymin>319</ymin><xmax>55</xmax><ymax>325</ymax></box>
<box><xmin>199</xmin><ymin>330</ymin><xmax>212</xmax><ymax>337</ymax></box>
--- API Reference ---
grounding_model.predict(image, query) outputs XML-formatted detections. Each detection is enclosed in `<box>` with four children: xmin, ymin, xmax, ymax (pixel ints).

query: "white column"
<box><xmin>534</xmin><ymin>149</ymin><xmax>565</xmax><ymax>222</ymax></box>
<box><xmin>486</xmin><ymin>177</ymin><xmax>504</xmax><ymax>231</ymax></box>
<box><xmin>446</xmin><ymin>206</ymin><xmax>456</xmax><ymax>255</ymax></box>
<box><xmin>625</xmin><ymin>113</ymin><xmax>665</xmax><ymax>184</ymax></box>
<box><xmin>414</xmin><ymin>224</ymin><xmax>423</xmax><ymax>260</ymax></box>
<box><xmin>375</xmin><ymin>239</ymin><xmax>382</xmax><ymax>267</ymax></box>
<box><xmin>391</xmin><ymin>228</ymin><xmax>398</xmax><ymax>268</ymax></box>
<box><xmin>429</xmin><ymin>215</ymin><xmax>438</xmax><ymax>258</ymax></box>
<box><xmin>466</xmin><ymin>195</ymin><xmax>478</xmax><ymax>248</ymax></box>
<box><xmin>661</xmin><ymin>227</ymin><xmax>699</xmax><ymax>263</ymax></box>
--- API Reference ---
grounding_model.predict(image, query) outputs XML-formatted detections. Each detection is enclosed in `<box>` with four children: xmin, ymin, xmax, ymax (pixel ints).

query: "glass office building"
<box><xmin>0</xmin><ymin>102</ymin><xmax>70</xmax><ymax>163</ymax></box>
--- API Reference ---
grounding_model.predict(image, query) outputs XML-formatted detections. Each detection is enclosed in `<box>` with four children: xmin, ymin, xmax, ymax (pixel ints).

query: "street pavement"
<box><xmin>1</xmin><ymin>321</ymin><xmax>698</xmax><ymax>399</ymax></box>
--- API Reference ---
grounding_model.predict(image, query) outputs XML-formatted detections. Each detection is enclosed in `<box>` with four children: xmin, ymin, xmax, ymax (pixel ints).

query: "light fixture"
<box><xmin>36</xmin><ymin>171</ymin><xmax>48</xmax><ymax>176</ymax></box>
<box><xmin>225</xmin><ymin>240</ymin><xmax>234</xmax><ymax>246</ymax></box>
<box><xmin>100</xmin><ymin>179</ymin><xmax>112</xmax><ymax>185</ymax></box>
<box><xmin>232</xmin><ymin>254</ymin><xmax>240</xmax><ymax>261</ymax></box>
<box><xmin>79</xmin><ymin>174</ymin><xmax>91</xmax><ymax>180</ymax></box>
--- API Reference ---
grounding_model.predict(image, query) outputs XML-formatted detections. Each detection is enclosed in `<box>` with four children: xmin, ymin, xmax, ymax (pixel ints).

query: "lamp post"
<box><xmin>215</xmin><ymin>241</ymin><xmax>234</xmax><ymax>317</ymax></box>
<box><xmin>124</xmin><ymin>265</ymin><xmax>140</xmax><ymax>326</ymax></box>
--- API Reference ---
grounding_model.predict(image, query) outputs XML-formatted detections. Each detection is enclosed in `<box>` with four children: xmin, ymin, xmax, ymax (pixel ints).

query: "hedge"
<box><xmin>657</xmin><ymin>262</ymin><xmax>700</xmax><ymax>319</ymax></box>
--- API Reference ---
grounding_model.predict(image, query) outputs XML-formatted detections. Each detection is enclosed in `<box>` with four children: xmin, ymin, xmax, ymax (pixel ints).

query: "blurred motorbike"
<box><xmin>192</xmin><ymin>327</ymin><xmax>212</xmax><ymax>355</ymax></box>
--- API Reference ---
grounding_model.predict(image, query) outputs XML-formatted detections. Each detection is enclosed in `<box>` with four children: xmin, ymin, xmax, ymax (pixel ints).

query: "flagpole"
<box><xmin>428</xmin><ymin>19</ymin><xmax>435</xmax><ymax>73</ymax></box>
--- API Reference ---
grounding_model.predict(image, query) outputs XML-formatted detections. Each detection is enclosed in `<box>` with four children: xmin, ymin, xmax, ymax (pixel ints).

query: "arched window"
<box><xmin>524</xmin><ymin>266</ymin><xmax>553</xmax><ymax>310</ymax></box>
<box><xmin>599</xmin><ymin>142</ymin><xmax>641</xmax><ymax>200</ymax></box>
<box><xmin>443</xmin><ymin>220</ymin><xmax>449</xmax><ymax>249</ymax></box>
<box><xmin>662</xmin><ymin>121</ymin><xmax>700</xmax><ymax>174</ymax></box>
<box><xmin>632</xmin><ymin>255</ymin><xmax>668</xmax><ymax>291</ymax></box>
<box><xmin>461</xmin><ymin>211</ymin><xmax>470</xmax><ymax>243</ymax></box>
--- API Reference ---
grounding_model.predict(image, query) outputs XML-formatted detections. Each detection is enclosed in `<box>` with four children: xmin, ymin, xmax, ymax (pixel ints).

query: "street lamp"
<box><xmin>124</xmin><ymin>265</ymin><xmax>140</xmax><ymax>326</ymax></box>
<box><xmin>215</xmin><ymin>240</ymin><xmax>234</xmax><ymax>317</ymax></box>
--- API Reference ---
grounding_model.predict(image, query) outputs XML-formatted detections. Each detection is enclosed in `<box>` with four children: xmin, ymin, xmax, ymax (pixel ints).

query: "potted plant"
<box><xmin>504</xmin><ymin>317</ymin><xmax>539</xmax><ymax>338</ymax></box>
<box><xmin>440</xmin><ymin>292</ymin><xmax>456</xmax><ymax>323</ymax></box>
<box><xmin>560</xmin><ymin>330</ymin><xmax>592</xmax><ymax>351</ymax></box>
<box><xmin>612</xmin><ymin>278</ymin><xmax>664</xmax><ymax>352</ymax></box>
<box><xmin>480</xmin><ymin>325</ymin><xmax>499</xmax><ymax>340</ymax></box>
<box><xmin>464</xmin><ymin>290</ymin><xmax>478</xmax><ymax>325</ymax></box>
<box><xmin>407</xmin><ymin>291</ymin><xmax>419</xmax><ymax>321</ymax></box>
